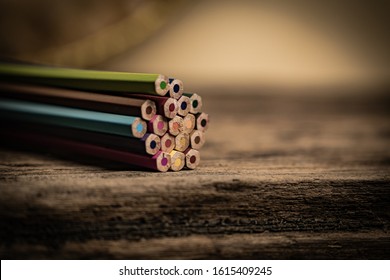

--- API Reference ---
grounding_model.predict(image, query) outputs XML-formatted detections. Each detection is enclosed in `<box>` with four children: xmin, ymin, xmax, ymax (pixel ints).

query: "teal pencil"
<box><xmin>0</xmin><ymin>63</ymin><xmax>170</xmax><ymax>96</ymax></box>
<box><xmin>0</xmin><ymin>99</ymin><xmax>147</xmax><ymax>138</ymax></box>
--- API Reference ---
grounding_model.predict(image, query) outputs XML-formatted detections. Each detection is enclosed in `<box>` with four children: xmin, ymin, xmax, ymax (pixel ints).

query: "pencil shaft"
<box><xmin>0</xmin><ymin>63</ymin><xmax>169</xmax><ymax>95</ymax></box>
<box><xmin>0</xmin><ymin>99</ymin><xmax>146</xmax><ymax>138</ymax></box>
<box><xmin>0</xmin><ymin>83</ymin><xmax>156</xmax><ymax>120</ymax></box>
<box><xmin>0</xmin><ymin>129</ymin><xmax>170</xmax><ymax>172</ymax></box>
<box><xmin>1</xmin><ymin>122</ymin><xmax>159</xmax><ymax>155</ymax></box>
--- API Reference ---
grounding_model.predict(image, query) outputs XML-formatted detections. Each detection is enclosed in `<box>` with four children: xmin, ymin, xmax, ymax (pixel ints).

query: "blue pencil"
<box><xmin>0</xmin><ymin>99</ymin><xmax>147</xmax><ymax>138</ymax></box>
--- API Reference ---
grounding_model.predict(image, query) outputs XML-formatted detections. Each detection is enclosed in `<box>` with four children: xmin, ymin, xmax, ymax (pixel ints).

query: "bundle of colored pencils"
<box><xmin>0</xmin><ymin>63</ymin><xmax>209</xmax><ymax>172</ymax></box>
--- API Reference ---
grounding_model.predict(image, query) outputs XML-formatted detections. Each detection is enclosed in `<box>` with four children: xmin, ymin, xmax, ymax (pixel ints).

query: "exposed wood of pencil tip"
<box><xmin>183</xmin><ymin>92</ymin><xmax>203</xmax><ymax>114</ymax></box>
<box><xmin>160</xmin><ymin>133</ymin><xmax>175</xmax><ymax>153</ymax></box>
<box><xmin>174</xmin><ymin>132</ymin><xmax>190</xmax><ymax>152</ymax></box>
<box><xmin>190</xmin><ymin>130</ymin><xmax>205</xmax><ymax>150</ymax></box>
<box><xmin>147</xmin><ymin>115</ymin><xmax>168</xmax><ymax>136</ymax></box>
<box><xmin>195</xmin><ymin>112</ymin><xmax>209</xmax><ymax>132</ymax></box>
<box><xmin>177</xmin><ymin>95</ymin><xmax>191</xmax><ymax>117</ymax></box>
<box><xmin>168</xmin><ymin>115</ymin><xmax>184</xmax><ymax>136</ymax></box>
<box><xmin>169</xmin><ymin>150</ymin><xmax>186</xmax><ymax>171</ymax></box>
<box><xmin>131</xmin><ymin>117</ymin><xmax>147</xmax><ymax>138</ymax></box>
<box><xmin>182</xmin><ymin>113</ymin><xmax>196</xmax><ymax>134</ymax></box>
<box><xmin>142</xmin><ymin>133</ymin><xmax>161</xmax><ymax>155</ymax></box>
<box><xmin>184</xmin><ymin>148</ymin><xmax>200</xmax><ymax>169</ymax></box>
<box><xmin>161</xmin><ymin>98</ymin><xmax>179</xmax><ymax>119</ymax></box>
<box><xmin>154</xmin><ymin>151</ymin><xmax>171</xmax><ymax>172</ymax></box>
<box><xmin>168</xmin><ymin>78</ymin><xmax>184</xmax><ymax>100</ymax></box>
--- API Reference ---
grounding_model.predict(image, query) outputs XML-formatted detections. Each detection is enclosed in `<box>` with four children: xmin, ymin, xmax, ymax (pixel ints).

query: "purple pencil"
<box><xmin>1</xmin><ymin>129</ymin><xmax>171</xmax><ymax>172</ymax></box>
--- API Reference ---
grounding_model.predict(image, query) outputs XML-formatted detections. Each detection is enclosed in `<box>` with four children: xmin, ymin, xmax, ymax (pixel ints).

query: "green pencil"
<box><xmin>0</xmin><ymin>63</ymin><xmax>169</xmax><ymax>96</ymax></box>
<box><xmin>183</xmin><ymin>92</ymin><xmax>203</xmax><ymax>114</ymax></box>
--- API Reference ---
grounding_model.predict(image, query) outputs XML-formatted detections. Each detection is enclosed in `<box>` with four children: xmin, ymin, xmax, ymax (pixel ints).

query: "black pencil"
<box><xmin>1</xmin><ymin>122</ymin><xmax>161</xmax><ymax>156</ymax></box>
<box><xmin>195</xmin><ymin>112</ymin><xmax>210</xmax><ymax>132</ymax></box>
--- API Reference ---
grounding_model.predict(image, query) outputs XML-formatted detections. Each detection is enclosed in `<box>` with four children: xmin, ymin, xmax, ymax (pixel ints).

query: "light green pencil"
<box><xmin>0</xmin><ymin>62</ymin><xmax>169</xmax><ymax>96</ymax></box>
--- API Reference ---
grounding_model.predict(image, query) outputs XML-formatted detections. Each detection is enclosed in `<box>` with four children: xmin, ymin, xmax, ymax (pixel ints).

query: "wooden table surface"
<box><xmin>0</xmin><ymin>91</ymin><xmax>389</xmax><ymax>259</ymax></box>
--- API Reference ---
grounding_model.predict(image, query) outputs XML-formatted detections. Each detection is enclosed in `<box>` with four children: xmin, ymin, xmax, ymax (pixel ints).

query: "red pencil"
<box><xmin>160</xmin><ymin>133</ymin><xmax>175</xmax><ymax>153</ymax></box>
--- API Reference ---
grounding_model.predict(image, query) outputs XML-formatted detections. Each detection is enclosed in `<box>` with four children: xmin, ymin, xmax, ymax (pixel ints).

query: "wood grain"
<box><xmin>0</xmin><ymin>91</ymin><xmax>389</xmax><ymax>259</ymax></box>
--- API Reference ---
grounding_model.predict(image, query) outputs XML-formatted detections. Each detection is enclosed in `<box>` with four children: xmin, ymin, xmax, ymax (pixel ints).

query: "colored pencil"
<box><xmin>0</xmin><ymin>129</ymin><xmax>171</xmax><ymax>172</ymax></box>
<box><xmin>177</xmin><ymin>95</ymin><xmax>191</xmax><ymax>116</ymax></box>
<box><xmin>174</xmin><ymin>132</ymin><xmax>190</xmax><ymax>152</ymax></box>
<box><xmin>195</xmin><ymin>112</ymin><xmax>209</xmax><ymax>132</ymax></box>
<box><xmin>184</xmin><ymin>148</ymin><xmax>201</xmax><ymax>169</ymax></box>
<box><xmin>189</xmin><ymin>130</ymin><xmax>205</xmax><ymax>150</ymax></box>
<box><xmin>168</xmin><ymin>115</ymin><xmax>184</xmax><ymax>136</ymax></box>
<box><xmin>1</xmin><ymin>121</ymin><xmax>161</xmax><ymax>155</ymax></box>
<box><xmin>0</xmin><ymin>62</ymin><xmax>170</xmax><ymax>96</ymax></box>
<box><xmin>169</xmin><ymin>150</ymin><xmax>185</xmax><ymax>171</ymax></box>
<box><xmin>183</xmin><ymin>93</ymin><xmax>202</xmax><ymax>114</ymax></box>
<box><xmin>0</xmin><ymin>99</ymin><xmax>147</xmax><ymax>138</ymax></box>
<box><xmin>0</xmin><ymin>83</ymin><xmax>157</xmax><ymax>120</ymax></box>
<box><xmin>129</xmin><ymin>93</ymin><xmax>178</xmax><ymax>119</ymax></box>
<box><xmin>147</xmin><ymin>115</ymin><xmax>168</xmax><ymax>136</ymax></box>
<box><xmin>168</xmin><ymin>78</ymin><xmax>184</xmax><ymax>99</ymax></box>
<box><xmin>160</xmin><ymin>133</ymin><xmax>175</xmax><ymax>153</ymax></box>
<box><xmin>182</xmin><ymin>113</ymin><xmax>195</xmax><ymax>134</ymax></box>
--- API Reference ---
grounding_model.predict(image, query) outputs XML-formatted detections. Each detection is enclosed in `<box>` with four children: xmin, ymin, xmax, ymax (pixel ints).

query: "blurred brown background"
<box><xmin>1</xmin><ymin>0</ymin><xmax>389</xmax><ymax>92</ymax></box>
